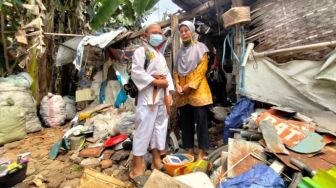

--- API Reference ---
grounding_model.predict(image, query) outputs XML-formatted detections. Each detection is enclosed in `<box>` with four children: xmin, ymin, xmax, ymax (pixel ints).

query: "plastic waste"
<box><xmin>63</xmin><ymin>96</ymin><xmax>76</xmax><ymax>120</ymax></box>
<box><xmin>115</xmin><ymin>111</ymin><xmax>136</xmax><ymax>135</ymax></box>
<box><xmin>0</xmin><ymin>78</ymin><xmax>42</xmax><ymax>133</ymax></box>
<box><xmin>40</xmin><ymin>93</ymin><xmax>66</xmax><ymax>127</ymax></box>
<box><xmin>0</xmin><ymin>102</ymin><xmax>27</xmax><ymax>145</ymax></box>
<box><xmin>223</xmin><ymin>97</ymin><xmax>254</xmax><ymax>144</ymax></box>
<box><xmin>218</xmin><ymin>163</ymin><xmax>285</xmax><ymax>188</ymax></box>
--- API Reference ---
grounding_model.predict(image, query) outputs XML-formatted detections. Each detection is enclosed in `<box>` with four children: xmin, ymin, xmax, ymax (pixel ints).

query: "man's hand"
<box><xmin>183</xmin><ymin>85</ymin><xmax>192</xmax><ymax>95</ymax></box>
<box><xmin>176</xmin><ymin>84</ymin><xmax>184</xmax><ymax>95</ymax></box>
<box><xmin>152</xmin><ymin>79</ymin><xmax>168</xmax><ymax>88</ymax></box>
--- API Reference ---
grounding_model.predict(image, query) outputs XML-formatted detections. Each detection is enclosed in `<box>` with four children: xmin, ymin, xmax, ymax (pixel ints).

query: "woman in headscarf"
<box><xmin>174</xmin><ymin>20</ymin><xmax>213</xmax><ymax>160</ymax></box>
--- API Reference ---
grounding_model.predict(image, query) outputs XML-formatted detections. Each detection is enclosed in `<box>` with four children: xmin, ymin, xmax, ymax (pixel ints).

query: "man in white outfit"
<box><xmin>129</xmin><ymin>23</ymin><xmax>174</xmax><ymax>185</ymax></box>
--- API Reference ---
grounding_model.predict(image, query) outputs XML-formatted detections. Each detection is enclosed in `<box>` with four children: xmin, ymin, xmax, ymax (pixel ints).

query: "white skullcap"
<box><xmin>143</xmin><ymin>22</ymin><xmax>160</xmax><ymax>32</ymax></box>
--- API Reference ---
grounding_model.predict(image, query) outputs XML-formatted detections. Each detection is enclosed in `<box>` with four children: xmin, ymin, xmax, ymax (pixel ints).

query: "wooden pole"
<box><xmin>171</xmin><ymin>15</ymin><xmax>179</xmax><ymax>72</ymax></box>
<box><xmin>253</xmin><ymin>40</ymin><xmax>336</xmax><ymax>58</ymax></box>
<box><xmin>232</xmin><ymin>0</ymin><xmax>243</xmax><ymax>96</ymax></box>
<box><xmin>169</xmin><ymin>14</ymin><xmax>180</xmax><ymax>131</ymax></box>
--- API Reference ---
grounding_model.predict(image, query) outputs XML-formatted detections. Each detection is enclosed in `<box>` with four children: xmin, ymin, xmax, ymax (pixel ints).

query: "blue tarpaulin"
<box><xmin>218</xmin><ymin>163</ymin><xmax>285</xmax><ymax>188</ymax></box>
<box><xmin>223</xmin><ymin>96</ymin><xmax>254</xmax><ymax>144</ymax></box>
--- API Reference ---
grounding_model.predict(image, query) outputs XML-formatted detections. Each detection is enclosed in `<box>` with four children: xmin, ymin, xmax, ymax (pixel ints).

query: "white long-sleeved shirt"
<box><xmin>131</xmin><ymin>45</ymin><xmax>174</xmax><ymax>106</ymax></box>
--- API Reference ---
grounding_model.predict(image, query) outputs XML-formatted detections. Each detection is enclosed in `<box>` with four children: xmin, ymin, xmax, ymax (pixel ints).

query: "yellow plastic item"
<box><xmin>79</xmin><ymin>112</ymin><xmax>91</xmax><ymax>120</ymax></box>
<box><xmin>313</xmin><ymin>168</ymin><xmax>336</xmax><ymax>187</ymax></box>
<box><xmin>7</xmin><ymin>162</ymin><xmax>22</xmax><ymax>174</ymax></box>
<box><xmin>173</xmin><ymin>160</ymin><xmax>209</xmax><ymax>176</ymax></box>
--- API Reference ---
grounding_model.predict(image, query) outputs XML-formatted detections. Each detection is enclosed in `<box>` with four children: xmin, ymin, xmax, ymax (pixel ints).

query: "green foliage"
<box><xmin>132</xmin><ymin>0</ymin><xmax>159</xmax><ymax>15</ymax></box>
<box><xmin>90</xmin><ymin>0</ymin><xmax>124</xmax><ymax>30</ymax></box>
<box><xmin>90</xmin><ymin>0</ymin><xmax>159</xmax><ymax>30</ymax></box>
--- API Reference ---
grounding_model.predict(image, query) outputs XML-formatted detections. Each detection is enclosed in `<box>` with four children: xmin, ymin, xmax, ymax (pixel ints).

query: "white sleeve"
<box><xmin>166</xmin><ymin>68</ymin><xmax>175</xmax><ymax>95</ymax></box>
<box><xmin>131</xmin><ymin>47</ymin><xmax>155</xmax><ymax>91</ymax></box>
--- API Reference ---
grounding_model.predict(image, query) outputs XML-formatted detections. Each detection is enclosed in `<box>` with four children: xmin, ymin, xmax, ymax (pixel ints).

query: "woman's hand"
<box><xmin>176</xmin><ymin>84</ymin><xmax>184</xmax><ymax>95</ymax></box>
<box><xmin>182</xmin><ymin>85</ymin><xmax>192</xmax><ymax>95</ymax></box>
<box><xmin>153</xmin><ymin>79</ymin><xmax>168</xmax><ymax>88</ymax></box>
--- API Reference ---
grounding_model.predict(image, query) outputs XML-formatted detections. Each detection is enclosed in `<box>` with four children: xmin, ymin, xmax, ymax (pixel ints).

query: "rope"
<box><xmin>220</xmin><ymin>27</ymin><xmax>247</xmax><ymax>91</ymax></box>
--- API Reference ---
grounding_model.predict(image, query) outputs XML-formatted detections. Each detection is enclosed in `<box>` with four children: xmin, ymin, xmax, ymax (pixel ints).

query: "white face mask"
<box><xmin>149</xmin><ymin>34</ymin><xmax>163</xmax><ymax>47</ymax></box>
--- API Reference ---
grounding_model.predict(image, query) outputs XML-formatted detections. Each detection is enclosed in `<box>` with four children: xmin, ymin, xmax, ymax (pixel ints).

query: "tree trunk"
<box><xmin>1</xmin><ymin>12</ymin><xmax>10</xmax><ymax>75</ymax></box>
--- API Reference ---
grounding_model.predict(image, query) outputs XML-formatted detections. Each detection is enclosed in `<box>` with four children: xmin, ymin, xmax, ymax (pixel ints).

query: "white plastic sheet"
<box><xmin>241</xmin><ymin>54</ymin><xmax>336</xmax><ymax>113</ymax></box>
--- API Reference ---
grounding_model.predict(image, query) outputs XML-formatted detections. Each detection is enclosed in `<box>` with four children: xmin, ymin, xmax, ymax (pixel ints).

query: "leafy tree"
<box><xmin>90</xmin><ymin>0</ymin><xmax>159</xmax><ymax>30</ymax></box>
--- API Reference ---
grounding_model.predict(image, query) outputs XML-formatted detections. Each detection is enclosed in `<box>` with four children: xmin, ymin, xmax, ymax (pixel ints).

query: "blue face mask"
<box><xmin>149</xmin><ymin>34</ymin><xmax>163</xmax><ymax>47</ymax></box>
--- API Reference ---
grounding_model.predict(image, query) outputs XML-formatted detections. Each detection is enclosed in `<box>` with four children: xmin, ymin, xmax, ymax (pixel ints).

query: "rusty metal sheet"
<box><xmin>259</xmin><ymin>120</ymin><xmax>289</xmax><ymax>154</ymax></box>
<box><xmin>265</xmin><ymin>148</ymin><xmax>334</xmax><ymax>172</ymax></box>
<box><xmin>227</xmin><ymin>139</ymin><xmax>264</xmax><ymax>178</ymax></box>
<box><xmin>319</xmin><ymin>150</ymin><xmax>336</xmax><ymax>165</ymax></box>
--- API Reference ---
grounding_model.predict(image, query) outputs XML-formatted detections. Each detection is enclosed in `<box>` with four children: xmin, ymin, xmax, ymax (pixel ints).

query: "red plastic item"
<box><xmin>103</xmin><ymin>134</ymin><xmax>128</xmax><ymax>148</ymax></box>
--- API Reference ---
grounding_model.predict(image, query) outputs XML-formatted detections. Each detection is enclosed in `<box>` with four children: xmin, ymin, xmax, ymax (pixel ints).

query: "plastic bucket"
<box><xmin>0</xmin><ymin>164</ymin><xmax>27</xmax><ymax>187</ymax></box>
<box><xmin>162</xmin><ymin>154</ymin><xmax>194</xmax><ymax>176</ymax></box>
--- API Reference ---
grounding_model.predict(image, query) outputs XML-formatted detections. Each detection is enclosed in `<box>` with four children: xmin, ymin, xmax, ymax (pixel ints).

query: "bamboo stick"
<box><xmin>241</xmin><ymin>43</ymin><xmax>254</xmax><ymax>67</ymax></box>
<box><xmin>253</xmin><ymin>40</ymin><xmax>336</xmax><ymax>58</ymax></box>
<box><xmin>44</xmin><ymin>32</ymin><xmax>85</xmax><ymax>37</ymax></box>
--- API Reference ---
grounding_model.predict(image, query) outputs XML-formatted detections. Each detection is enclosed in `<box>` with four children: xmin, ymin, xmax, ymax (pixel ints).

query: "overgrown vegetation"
<box><xmin>0</xmin><ymin>0</ymin><xmax>158</xmax><ymax>100</ymax></box>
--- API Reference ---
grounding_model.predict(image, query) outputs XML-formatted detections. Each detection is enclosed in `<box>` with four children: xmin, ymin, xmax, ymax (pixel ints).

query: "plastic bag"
<box><xmin>223</xmin><ymin>97</ymin><xmax>254</xmax><ymax>144</ymax></box>
<box><xmin>0</xmin><ymin>103</ymin><xmax>27</xmax><ymax>145</ymax></box>
<box><xmin>40</xmin><ymin>93</ymin><xmax>66</xmax><ymax>127</ymax></box>
<box><xmin>211</xmin><ymin>106</ymin><xmax>230</xmax><ymax>122</ymax></box>
<box><xmin>92</xmin><ymin>110</ymin><xmax>120</xmax><ymax>140</ymax></box>
<box><xmin>0</xmin><ymin>82</ymin><xmax>42</xmax><ymax>133</ymax></box>
<box><xmin>115</xmin><ymin>111</ymin><xmax>136</xmax><ymax>134</ymax></box>
<box><xmin>0</xmin><ymin>72</ymin><xmax>33</xmax><ymax>88</ymax></box>
<box><xmin>63</xmin><ymin>96</ymin><xmax>76</xmax><ymax>120</ymax></box>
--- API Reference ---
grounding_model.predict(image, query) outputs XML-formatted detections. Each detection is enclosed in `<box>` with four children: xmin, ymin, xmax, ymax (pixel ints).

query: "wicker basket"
<box><xmin>222</xmin><ymin>7</ymin><xmax>251</xmax><ymax>28</ymax></box>
<box><xmin>247</xmin><ymin>0</ymin><xmax>336</xmax><ymax>62</ymax></box>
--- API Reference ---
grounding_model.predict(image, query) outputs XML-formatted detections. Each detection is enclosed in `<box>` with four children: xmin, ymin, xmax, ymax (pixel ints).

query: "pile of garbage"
<box><xmin>139</xmin><ymin>96</ymin><xmax>336</xmax><ymax>188</ymax></box>
<box><xmin>208</xmin><ymin>97</ymin><xmax>336</xmax><ymax>188</ymax></box>
<box><xmin>47</xmin><ymin>102</ymin><xmax>136</xmax><ymax>182</ymax></box>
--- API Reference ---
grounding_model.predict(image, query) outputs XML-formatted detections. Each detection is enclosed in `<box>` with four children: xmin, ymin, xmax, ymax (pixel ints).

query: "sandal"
<box><xmin>159</xmin><ymin>166</ymin><xmax>167</xmax><ymax>173</ymax></box>
<box><xmin>150</xmin><ymin>164</ymin><xmax>167</xmax><ymax>173</ymax></box>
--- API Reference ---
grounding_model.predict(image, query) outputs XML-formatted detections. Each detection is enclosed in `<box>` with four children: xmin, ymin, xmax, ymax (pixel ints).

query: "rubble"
<box><xmin>80</xmin><ymin>158</ymin><xmax>100</xmax><ymax>168</ymax></box>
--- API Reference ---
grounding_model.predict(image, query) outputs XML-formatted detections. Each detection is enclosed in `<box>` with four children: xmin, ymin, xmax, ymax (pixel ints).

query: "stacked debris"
<box><xmin>47</xmin><ymin>103</ymin><xmax>136</xmax><ymax>183</ymax></box>
<box><xmin>208</xmin><ymin>100</ymin><xmax>336</xmax><ymax>188</ymax></box>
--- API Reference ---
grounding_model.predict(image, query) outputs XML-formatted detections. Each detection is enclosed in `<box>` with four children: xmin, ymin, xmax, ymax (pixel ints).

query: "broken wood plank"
<box><xmin>144</xmin><ymin>170</ymin><xmax>191</xmax><ymax>188</ymax></box>
<box><xmin>227</xmin><ymin>138</ymin><xmax>264</xmax><ymax>178</ymax></box>
<box><xmin>253</xmin><ymin>40</ymin><xmax>336</xmax><ymax>58</ymax></box>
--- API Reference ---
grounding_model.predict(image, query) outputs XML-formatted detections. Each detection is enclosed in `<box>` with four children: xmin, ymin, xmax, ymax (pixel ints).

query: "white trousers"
<box><xmin>132</xmin><ymin>104</ymin><xmax>168</xmax><ymax>156</ymax></box>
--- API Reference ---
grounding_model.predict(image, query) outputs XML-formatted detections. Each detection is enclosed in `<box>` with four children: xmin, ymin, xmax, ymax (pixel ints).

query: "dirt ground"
<box><xmin>1</xmin><ymin>126</ymin><xmax>84</xmax><ymax>188</ymax></box>
<box><xmin>0</xmin><ymin>120</ymin><xmax>224</xmax><ymax>188</ymax></box>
